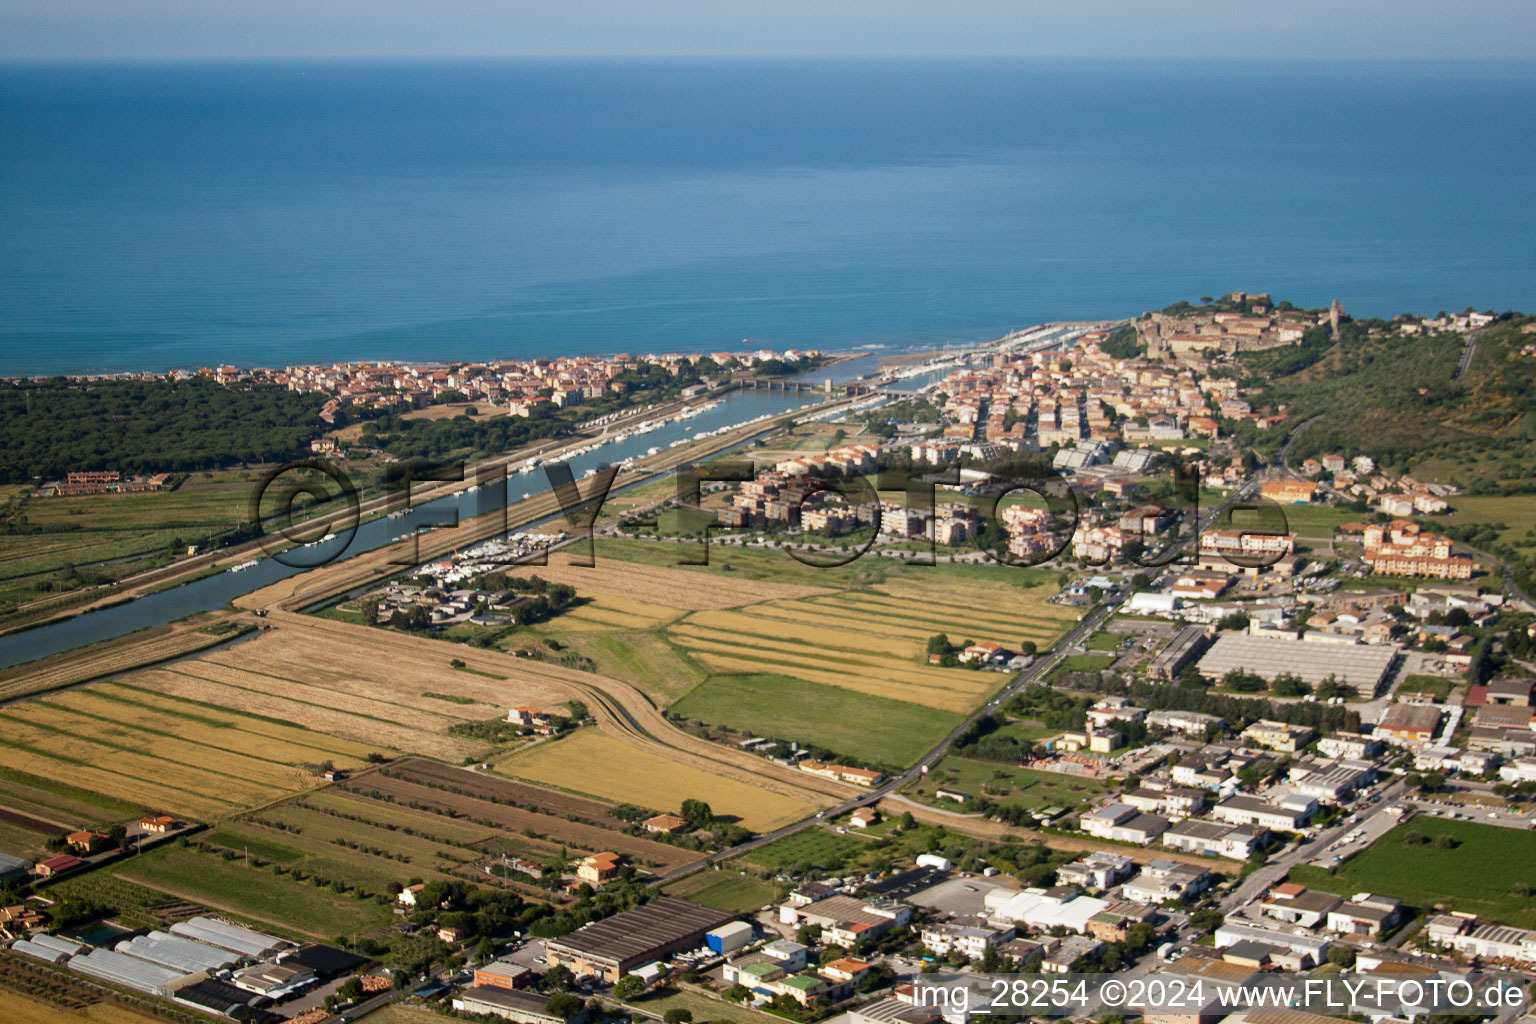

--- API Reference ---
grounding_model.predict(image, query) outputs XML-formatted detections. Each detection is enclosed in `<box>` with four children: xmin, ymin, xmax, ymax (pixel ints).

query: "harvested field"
<box><xmin>124</xmin><ymin>663</ymin><xmax>476</xmax><ymax>763</ymax></box>
<box><xmin>112</xmin><ymin>621</ymin><xmax>587</xmax><ymax>761</ymax></box>
<box><xmin>0</xmin><ymin>767</ymin><xmax>141</xmax><ymax>828</ymax></box>
<box><xmin>0</xmin><ymin>983</ymin><xmax>166</xmax><ymax>1024</ymax></box>
<box><xmin>558</xmin><ymin>595</ymin><xmax>685</xmax><ymax>632</ymax></box>
<box><xmin>0</xmin><ymin>676</ymin><xmax>399</xmax><ymax>820</ymax></box>
<box><xmin>344</xmin><ymin>766</ymin><xmax>699</xmax><ymax>872</ymax></box>
<box><xmin>53</xmin><ymin>684</ymin><xmax>382</xmax><ymax>765</ymax></box>
<box><xmin>496</xmin><ymin>730</ymin><xmax>816</xmax><ymax>832</ymax></box>
<box><xmin>0</xmin><ymin>615</ymin><xmax>242</xmax><ymax>704</ymax></box>
<box><xmin>658</xmin><ymin>574</ymin><xmax>1075</xmax><ymax>715</ymax></box>
<box><xmin>513</xmin><ymin>549</ymin><xmax>834</xmax><ymax>610</ymax></box>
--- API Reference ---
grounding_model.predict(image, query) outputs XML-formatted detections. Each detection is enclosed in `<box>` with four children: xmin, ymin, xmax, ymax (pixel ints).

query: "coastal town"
<box><xmin>0</xmin><ymin>295</ymin><xmax>1533</xmax><ymax>1024</ymax></box>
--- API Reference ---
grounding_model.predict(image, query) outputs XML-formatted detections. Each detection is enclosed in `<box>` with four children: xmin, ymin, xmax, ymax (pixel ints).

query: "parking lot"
<box><xmin>1412</xmin><ymin>798</ymin><xmax>1536</xmax><ymax>831</ymax></box>
<box><xmin>902</xmin><ymin>875</ymin><xmax>1008</xmax><ymax>918</ymax></box>
<box><xmin>1306</xmin><ymin>803</ymin><xmax>1405</xmax><ymax>866</ymax></box>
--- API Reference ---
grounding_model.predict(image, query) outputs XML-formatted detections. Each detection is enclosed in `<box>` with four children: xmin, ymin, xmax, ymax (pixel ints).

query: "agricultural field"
<box><xmin>662</xmin><ymin>869</ymin><xmax>780</xmax><ymax>912</ymax></box>
<box><xmin>562</xmin><ymin>631</ymin><xmax>706</xmax><ymax>704</ymax></box>
<box><xmin>737</xmin><ymin>827</ymin><xmax>868</xmax><ymax>872</ymax></box>
<box><xmin>907</xmin><ymin>757</ymin><xmax>1106</xmax><ymax>814</ymax></box>
<box><xmin>507</xmin><ymin>538</ymin><xmax>1074</xmax><ymax>767</ymax></box>
<box><xmin>1287</xmin><ymin>818</ymin><xmax>1536</xmax><ymax>928</ymax></box>
<box><xmin>632</xmin><ymin>988</ymin><xmax>787</xmax><ymax>1024</ymax></box>
<box><xmin>553</xmin><ymin>594</ymin><xmax>686</xmax><ymax>632</ymax></box>
<box><xmin>1444</xmin><ymin>494</ymin><xmax>1536</xmax><ymax>557</ymax></box>
<box><xmin>0</xmin><ymin>971</ymin><xmax>168</xmax><ymax>1024</ymax></box>
<box><xmin>0</xmin><ymin>765</ymin><xmax>143</xmax><ymax>857</ymax></box>
<box><xmin>670</xmin><ymin>673</ymin><xmax>960</xmax><ymax>768</ymax></box>
<box><xmin>349</xmin><ymin>1006</ymin><xmax>445</xmax><ymax>1024</ymax></box>
<box><xmin>493</xmin><ymin>547</ymin><xmax>837</xmax><ymax>610</ymax></box>
<box><xmin>112</xmin><ymin>843</ymin><xmax>398</xmax><ymax>939</ymax></box>
<box><xmin>0</xmin><ymin>680</ymin><xmax>385</xmax><ymax>821</ymax></box>
<box><xmin>0</xmin><ymin>469</ymin><xmax>264</xmax><ymax>620</ymax></box>
<box><xmin>665</xmin><ymin>575</ymin><xmax>1073</xmax><ymax>712</ymax></box>
<box><xmin>0</xmin><ymin>615</ymin><xmax>237</xmax><ymax>705</ymax></box>
<box><xmin>329</xmin><ymin>758</ymin><xmax>702</xmax><ymax>873</ymax></box>
<box><xmin>495</xmin><ymin>730</ymin><xmax>817</xmax><ymax>832</ymax></box>
<box><xmin>122</xmin><ymin>624</ymin><xmax>574</xmax><ymax>762</ymax></box>
<box><xmin>222</xmin><ymin>798</ymin><xmax>481</xmax><ymax>888</ymax></box>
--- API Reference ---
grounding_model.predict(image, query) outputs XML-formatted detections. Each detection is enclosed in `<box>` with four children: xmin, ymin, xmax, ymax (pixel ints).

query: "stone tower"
<box><xmin>1329</xmin><ymin>299</ymin><xmax>1341</xmax><ymax>340</ymax></box>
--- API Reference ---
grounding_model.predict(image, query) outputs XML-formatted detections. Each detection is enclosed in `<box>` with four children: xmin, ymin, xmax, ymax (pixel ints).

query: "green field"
<box><xmin>560</xmin><ymin>631</ymin><xmax>706</xmax><ymax>704</ymax></box>
<box><xmin>1444</xmin><ymin>494</ymin><xmax>1536</xmax><ymax>557</ymax></box>
<box><xmin>1397</xmin><ymin>674</ymin><xmax>1456</xmax><ymax>701</ymax></box>
<box><xmin>663</xmin><ymin>870</ymin><xmax>781</xmax><ymax>912</ymax></box>
<box><xmin>631</xmin><ymin>988</ymin><xmax>786</xmax><ymax>1024</ymax></box>
<box><xmin>1260</xmin><ymin>502</ymin><xmax>1366</xmax><ymax>536</ymax></box>
<box><xmin>113</xmin><ymin>843</ymin><xmax>398</xmax><ymax>938</ymax></box>
<box><xmin>670</xmin><ymin>672</ymin><xmax>961</xmax><ymax>768</ymax></box>
<box><xmin>593</xmin><ymin>536</ymin><xmax>1067</xmax><ymax>590</ymax></box>
<box><xmin>1287</xmin><ymin>818</ymin><xmax>1536</xmax><ymax>928</ymax></box>
<box><xmin>739</xmin><ymin>828</ymin><xmax>868</xmax><ymax>871</ymax></box>
<box><xmin>909</xmin><ymin>757</ymin><xmax>1106</xmax><ymax>813</ymax></box>
<box><xmin>1047</xmin><ymin>653</ymin><xmax>1114</xmax><ymax>680</ymax></box>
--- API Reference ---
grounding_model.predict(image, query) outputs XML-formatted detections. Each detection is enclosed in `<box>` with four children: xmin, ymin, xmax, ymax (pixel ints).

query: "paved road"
<box><xmin>1452</xmin><ymin>327</ymin><xmax>1483</xmax><ymax>380</ymax></box>
<box><xmin>1276</xmin><ymin>415</ymin><xmax>1324</xmax><ymax>480</ymax></box>
<box><xmin>1218</xmin><ymin>780</ymin><xmax>1406</xmax><ymax>915</ymax></box>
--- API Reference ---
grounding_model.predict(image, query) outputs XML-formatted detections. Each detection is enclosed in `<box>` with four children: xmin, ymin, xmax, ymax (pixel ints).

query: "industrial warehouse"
<box><xmin>1195</xmin><ymin>633</ymin><xmax>1399</xmax><ymax>692</ymax></box>
<box><xmin>543</xmin><ymin>896</ymin><xmax>740</xmax><ymax>982</ymax></box>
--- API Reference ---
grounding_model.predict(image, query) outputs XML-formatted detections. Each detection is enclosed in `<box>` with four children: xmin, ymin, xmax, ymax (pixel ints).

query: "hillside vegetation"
<box><xmin>1231</xmin><ymin>315</ymin><xmax>1535</xmax><ymax>494</ymax></box>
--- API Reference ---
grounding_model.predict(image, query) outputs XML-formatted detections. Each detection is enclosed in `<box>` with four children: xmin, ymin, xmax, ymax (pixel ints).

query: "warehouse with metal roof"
<box><xmin>170</xmin><ymin>916</ymin><xmax>288</xmax><ymax>959</ymax></box>
<box><xmin>1195</xmin><ymin>634</ymin><xmax>1398</xmax><ymax>691</ymax></box>
<box><xmin>117</xmin><ymin>930</ymin><xmax>240</xmax><ymax>973</ymax></box>
<box><xmin>544</xmin><ymin>896</ymin><xmax>738</xmax><ymax>981</ymax></box>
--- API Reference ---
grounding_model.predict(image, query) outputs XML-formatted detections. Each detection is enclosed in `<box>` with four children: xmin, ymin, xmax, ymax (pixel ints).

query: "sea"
<box><xmin>2</xmin><ymin>57</ymin><xmax>1535</xmax><ymax>376</ymax></box>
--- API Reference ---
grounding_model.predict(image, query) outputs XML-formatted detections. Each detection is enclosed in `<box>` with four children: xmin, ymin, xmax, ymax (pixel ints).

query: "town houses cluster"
<box><xmin>188</xmin><ymin>346</ymin><xmax>818</xmax><ymax>423</ymax></box>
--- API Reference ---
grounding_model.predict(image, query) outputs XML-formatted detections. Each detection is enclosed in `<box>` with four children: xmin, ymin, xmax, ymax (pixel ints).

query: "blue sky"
<box><xmin>2</xmin><ymin>0</ymin><xmax>1534</xmax><ymax>60</ymax></box>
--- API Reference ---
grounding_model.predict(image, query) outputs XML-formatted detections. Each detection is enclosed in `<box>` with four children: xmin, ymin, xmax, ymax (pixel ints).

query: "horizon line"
<box><xmin>3</xmin><ymin>53</ymin><xmax>1536</xmax><ymax>66</ymax></box>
